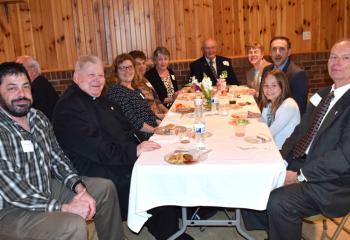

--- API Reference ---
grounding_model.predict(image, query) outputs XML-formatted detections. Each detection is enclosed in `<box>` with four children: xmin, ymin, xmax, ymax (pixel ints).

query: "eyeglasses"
<box><xmin>118</xmin><ymin>65</ymin><xmax>134</xmax><ymax>71</ymax></box>
<box><xmin>329</xmin><ymin>54</ymin><xmax>350</xmax><ymax>62</ymax></box>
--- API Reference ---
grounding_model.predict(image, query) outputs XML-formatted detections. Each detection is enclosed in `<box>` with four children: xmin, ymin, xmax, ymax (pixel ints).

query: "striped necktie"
<box><xmin>292</xmin><ymin>91</ymin><xmax>335</xmax><ymax>159</ymax></box>
<box><xmin>209</xmin><ymin>60</ymin><xmax>218</xmax><ymax>80</ymax></box>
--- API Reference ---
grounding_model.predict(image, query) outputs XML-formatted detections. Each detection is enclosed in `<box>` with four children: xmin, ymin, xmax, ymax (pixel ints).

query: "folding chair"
<box><xmin>302</xmin><ymin>212</ymin><xmax>350</xmax><ymax>240</ymax></box>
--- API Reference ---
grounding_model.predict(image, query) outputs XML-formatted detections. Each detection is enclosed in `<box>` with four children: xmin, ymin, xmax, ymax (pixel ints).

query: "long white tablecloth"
<box><xmin>127</xmin><ymin>94</ymin><xmax>286</xmax><ymax>232</ymax></box>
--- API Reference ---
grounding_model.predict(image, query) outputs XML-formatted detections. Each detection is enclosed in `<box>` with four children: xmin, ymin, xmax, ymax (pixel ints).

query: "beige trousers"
<box><xmin>0</xmin><ymin>177</ymin><xmax>124</xmax><ymax>240</ymax></box>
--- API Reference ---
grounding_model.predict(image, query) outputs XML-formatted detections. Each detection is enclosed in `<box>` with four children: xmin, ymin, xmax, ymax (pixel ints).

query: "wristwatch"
<box><xmin>297</xmin><ymin>169</ymin><xmax>306</xmax><ymax>182</ymax></box>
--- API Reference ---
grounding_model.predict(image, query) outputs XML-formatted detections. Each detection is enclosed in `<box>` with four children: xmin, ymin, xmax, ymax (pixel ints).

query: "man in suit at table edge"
<box><xmin>244</xmin><ymin>39</ymin><xmax>350</xmax><ymax>240</ymax></box>
<box><xmin>190</xmin><ymin>38</ymin><xmax>239</xmax><ymax>85</ymax></box>
<box><xmin>16</xmin><ymin>55</ymin><xmax>59</xmax><ymax>121</ymax></box>
<box><xmin>261</xmin><ymin>36</ymin><xmax>308</xmax><ymax>115</ymax></box>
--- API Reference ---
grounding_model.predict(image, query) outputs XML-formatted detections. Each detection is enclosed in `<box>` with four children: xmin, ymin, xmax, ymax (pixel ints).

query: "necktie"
<box><xmin>292</xmin><ymin>91</ymin><xmax>335</xmax><ymax>159</ymax></box>
<box><xmin>209</xmin><ymin>60</ymin><xmax>218</xmax><ymax>80</ymax></box>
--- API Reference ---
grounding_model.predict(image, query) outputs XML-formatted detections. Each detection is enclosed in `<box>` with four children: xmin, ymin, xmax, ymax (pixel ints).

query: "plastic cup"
<box><xmin>235</xmin><ymin>124</ymin><xmax>246</xmax><ymax>137</ymax></box>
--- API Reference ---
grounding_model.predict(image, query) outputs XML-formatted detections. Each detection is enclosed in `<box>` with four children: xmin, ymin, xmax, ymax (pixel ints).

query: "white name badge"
<box><xmin>309</xmin><ymin>93</ymin><xmax>322</xmax><ymax>107</ymax></box>
<box><xmin>21</xmin><ymin>140</ymin><xmax>34</xmax><ymax>153</ymax></box>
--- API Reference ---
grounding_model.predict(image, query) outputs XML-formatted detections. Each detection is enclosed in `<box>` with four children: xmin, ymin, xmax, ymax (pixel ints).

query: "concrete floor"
<box><xmin>124</xmin><ymin>210</ymin><xmax>350</xmax><ymax>240</ymax></box>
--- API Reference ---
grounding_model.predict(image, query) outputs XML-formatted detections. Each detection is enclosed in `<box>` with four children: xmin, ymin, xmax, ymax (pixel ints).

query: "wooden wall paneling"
<box><xmin>127</xmin><ymin>0</ymin><xmax>138</xmax><ymax>50</ymax></box>
<box><xmin>241</xmin><ymin>0</ymin><xmax>250</xmax><ymax>50</ymax></box>
<box><xmin>346</xmin><ymin>0</ymin><xmax>350</xmax><ymax>37</ymax></box>
<box><xmin>183</xmin><ymin>0</ymin><xmax>197</xmax><ymax>58</ymax></box>
<box><xmin>232</xmin><ymin>0</ymin><xmax>244</xmax><ymax>56</ymax></box>
<box><xmin>5</xmin><ymin>4</ymin><xmax>19</xmax><ymax>60</ymax></box>
<box><xmin>84</xmin><ymin>0</ymin><xmax>97</xmax><ymax>56</ymax></box>
<box><xmin>120</xmin><ymin>0</ymin><xmax>132</xmax><ymax>51</ymax></box>
<box><xmin>137</xmin><ymin>0</ymin><xmax>148</xmax><ymax>55</ymax></box>
<box><xmin>212</xmin><ymin>0</ymin><xmax>223</xmax><ymax>52</ymax></box>
<box><xmin>71</xmin><ymin>0</ymin><xmax>87</xmax><ymax>57</ymax></box>
<box><xmin>62</xmin><ymin>0</ymin><xmax>77</xmax><ymax>67</ymax></box>
<box><xmin>102</xmin><ymin>0</ymin><xmax>113</xmax><ymax>64</ymax></box>
<box><xmin>310</xmin><ymin>0</ymin><xmax>320</xmax><ymax>51</ymax></box>
<box><xmin>50</xmin><ymin>0</ymin><xmax>67</xmax><ymax>68</ymax></box>
<box><xmin>132</xmin><ymin>0</ymin><xmax>141</xmax><ymax>51</ymax></box>
<box><xmin>202</xmin><ymin>0</ymin><xmax>214</xmax><ymax>41</ymax></box>
<box><xmin>152</xmin><ymin>0</ymin><xmax>165</xmax><ymax>48</ymax></box>
<box><xmin>112</xmin><ymin>0</ymin><xmax>124</xmax><ymax>55</ymax></box>
<box><xmin>143</xmin><ymin>0</ymin><xmax>154</xmax><ymax>58</ymax></box>
<box><xmin>98</xmin><ymin>0</ymin><xmax>109</xmax><ymax>63</ymax></box>
<box><xmin>192</xmin><ymin>0</ymin><xmax>203</xmax><ymax>58</ymax></box>
<box><xmin>260</xmin><ymin>0</ymin><xmax>271</xmax><ymax>52</ymax></box>
<box><xmin>93</xmin><ymin>0</ymin><xmax>107</xmax><ymax>63</ymax></box>
<box><xmin>336</xmin><ymin>0</ymin><xmax>345</xmax><ymax>40</ymax></box>
<box><xmin>41</xmin><ymin>0</ymin><xmax>59</xmax><ymax>69</ymax></box>
<box><xmin>164</xmin><ymin>0</ymin><xmax>176</xmax><ymax>58</ymax></box>
<box><xmin>300</xmin><ymin>0</ymin><xmax>312</xmax><ymax>51</ymax></box>
<box><xmin>30</xmin><ymin>0</ymin><xmax>57</xmax><ymax>69</ymax></box>
<box><xmin>173</xmin><ymin>0</ymin><xmax>186</xmax><ymax>59</ymax></box>
<box><xmin>104</xmin><ymin>0</ymin><xmax>117</xmax><ymax>61</ymax></box>
<box><xmin>221</xmin><ymin>0</ymin><xmax>233</xmax><ymax>55</ymax></box>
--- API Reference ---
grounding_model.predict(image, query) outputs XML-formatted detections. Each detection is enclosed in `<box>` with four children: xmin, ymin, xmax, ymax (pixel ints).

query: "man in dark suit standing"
<box><xmin>190</xmin><ymin>38</ymin><xmax>239</xmax><ymax>85</ymax></box>
<box><xmin>16</xmin><ymin>55</ymin><xmax>59</xmax><ymax>120</ymax></box>
<box><xmin>261</xmin><ymin>36</ymin><xmax>308</xmax><ymax>115</ymax></box>
<box><xmin>267</xmin><ymin>39</ymin><xmax>350</xmax><ymax>239</ymax></box>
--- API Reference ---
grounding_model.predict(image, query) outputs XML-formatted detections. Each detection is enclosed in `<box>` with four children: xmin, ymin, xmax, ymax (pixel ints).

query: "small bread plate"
<box><xmin>164</xmin><ymin>149</ymin><xmax>210</xmax><ymax>165</ymax></box>
<box><xmin>155</xmin><ymin>124</ymin><xmax>186</xmax><ymax>135</ymax></box>
<box><xmin>174</xmin><ymin>103</ymin><xmax>195</xmax><ymax>114</ymax></box>
<box><xmin>244</xmin><ymin>134</ymin><xmax>272</xmax><ymax>144</ymax></box>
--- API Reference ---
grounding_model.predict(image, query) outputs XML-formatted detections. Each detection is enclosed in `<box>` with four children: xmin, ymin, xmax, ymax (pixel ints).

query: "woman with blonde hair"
<box><xmin>259</xmin><ymin>69</ymin><xmax>300</xmax><ymax>149</ymax></box>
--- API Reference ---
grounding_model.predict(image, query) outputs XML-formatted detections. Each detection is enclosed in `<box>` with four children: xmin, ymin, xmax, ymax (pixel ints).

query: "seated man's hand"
<box><xmin>62</xmin><ymin>189</ymin><xmax>92</xmax><ymax>220</ymax></box>
<box><xmin>74</xmin><ymin>185</ymin><xmax>96</xmax><ymax>220</ymax></box>
<box><xmin>284</xmin><ymin>170</ymin><xmax>298</xmax><ymax>186</ymax></box>
<box><xmin>137</xmin><ymin>141</ymin><xmax>161</xmax><ymax>156</ymax></box>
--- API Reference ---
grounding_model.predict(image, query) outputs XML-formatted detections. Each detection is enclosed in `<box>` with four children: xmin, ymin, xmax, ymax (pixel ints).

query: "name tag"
<box><xmin>21</xmin><ymin>140</ymin><xmax>34</xmax><ymax>153</ymax></box>
<box><xmin>309</xmin><ymin>93</ymin><xmax>322</xmax><ymax>107</ymax></box>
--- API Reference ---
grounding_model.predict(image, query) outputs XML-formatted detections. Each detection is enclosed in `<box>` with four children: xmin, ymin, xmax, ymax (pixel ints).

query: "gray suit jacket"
<box><xmin>281</xmin><ymin>86</ymin><xmax>350</xmax><ymax>217</ymax></box>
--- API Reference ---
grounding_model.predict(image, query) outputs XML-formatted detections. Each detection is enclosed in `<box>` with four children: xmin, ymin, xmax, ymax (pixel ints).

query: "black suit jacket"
<box><xmin>190</xmin><ymin>55</ymin><xmax>239</xmax><ymax>85</ymax></box>
<box><xmin>281</xmin><ymin>86</ymin><xmax>350</xmax><ymax>217</ymax></box>
<box><xmin>31</xmin><ymin>75</ymin><xmax>59</xmax><ymax>120</ymax></box>
<box><xmin>261</xmin><ymin>59</ymin><xmax>308</xmax><ymax>115</ymax></box>
<box><xmin>52</xmin><ymin>84</ymin><xmax>137</xmax><ymax>179</ymax></box>
<box><xmin>145</xmin><ymin>67</ymin><xmax>178</xmax><ymax>106</ymax></box>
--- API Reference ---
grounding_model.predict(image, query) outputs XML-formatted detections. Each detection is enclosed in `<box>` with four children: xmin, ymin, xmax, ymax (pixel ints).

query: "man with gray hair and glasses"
<box><xmin>16</xmin><ymin>55</ymin><xmax>59</xmax><ymax>120</ymax></box>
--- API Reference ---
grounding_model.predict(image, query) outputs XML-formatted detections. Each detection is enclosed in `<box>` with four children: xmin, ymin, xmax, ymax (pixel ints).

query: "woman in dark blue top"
<box><xmin>106</xmin><ymin>54</ymin><xmax>160</xmax><ymax>139</ymax></box>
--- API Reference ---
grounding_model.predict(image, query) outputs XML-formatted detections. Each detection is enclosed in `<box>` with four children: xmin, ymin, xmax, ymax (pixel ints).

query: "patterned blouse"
<box><xmin>106</xmin><ymin>84</ymin><xmax>158</xmax><ymax>139</ymax></box>
<box><xmin>136</xmin><ymin>78</ymin><xmax>166</xmax><ymax>115</ymax></box>
<box><xmin>161</xmin><ymin>75</ymin><xmax>175</xmax><ymax>98</ymax></box>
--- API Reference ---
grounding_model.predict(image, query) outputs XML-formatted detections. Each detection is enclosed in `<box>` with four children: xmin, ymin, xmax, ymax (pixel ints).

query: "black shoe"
<box><xmin>176</xmin><ymin>233</ymin><xmax>195</xmax><ymax>240</ymax></box>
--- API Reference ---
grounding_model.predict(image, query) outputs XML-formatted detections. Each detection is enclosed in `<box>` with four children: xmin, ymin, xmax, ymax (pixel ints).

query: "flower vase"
<box><xmin>203</xmin><ymin>97</ymin><xmax>212</xmax><ymax>110</ymax></box>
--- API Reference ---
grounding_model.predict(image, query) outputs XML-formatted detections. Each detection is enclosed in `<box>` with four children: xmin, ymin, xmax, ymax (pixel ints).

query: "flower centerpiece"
<box><xmin>188</xmin><ymin>74</ymin><xmax>213</xmax><ymax>109</ymax></box>
<box><xmin>219</xmin><ymin>70</ymin><xmax>228</xmax><ymax>80</ymax></box>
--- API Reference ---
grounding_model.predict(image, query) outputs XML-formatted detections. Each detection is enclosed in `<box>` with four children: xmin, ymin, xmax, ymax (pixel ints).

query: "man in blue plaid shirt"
<box><xmin>0</xmin><ymin>62</ymin><xmax>123</xmax><ymax>240</ymax></box>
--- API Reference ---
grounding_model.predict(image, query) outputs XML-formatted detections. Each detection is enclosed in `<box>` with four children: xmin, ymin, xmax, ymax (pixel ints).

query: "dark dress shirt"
<box><xmin>190</xmin><ymin>55</ymin><xmax>239</xmax><ymax>85</ymax></box>
<box><xmin>31</xmin><ymin>75</ymin><xmax>59</xmax><ymax>120</ymax></box>
<box><xmin>52</xmin><ymin>84</ymin><xmax>138</xmax><ymax>219</ymax></box>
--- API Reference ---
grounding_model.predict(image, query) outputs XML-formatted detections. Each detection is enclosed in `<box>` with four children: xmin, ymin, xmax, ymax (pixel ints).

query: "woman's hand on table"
<box><xmin>137</xmin><ymin>141</ymin><xmax>161</xmax><ymax>156</ymax></box>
